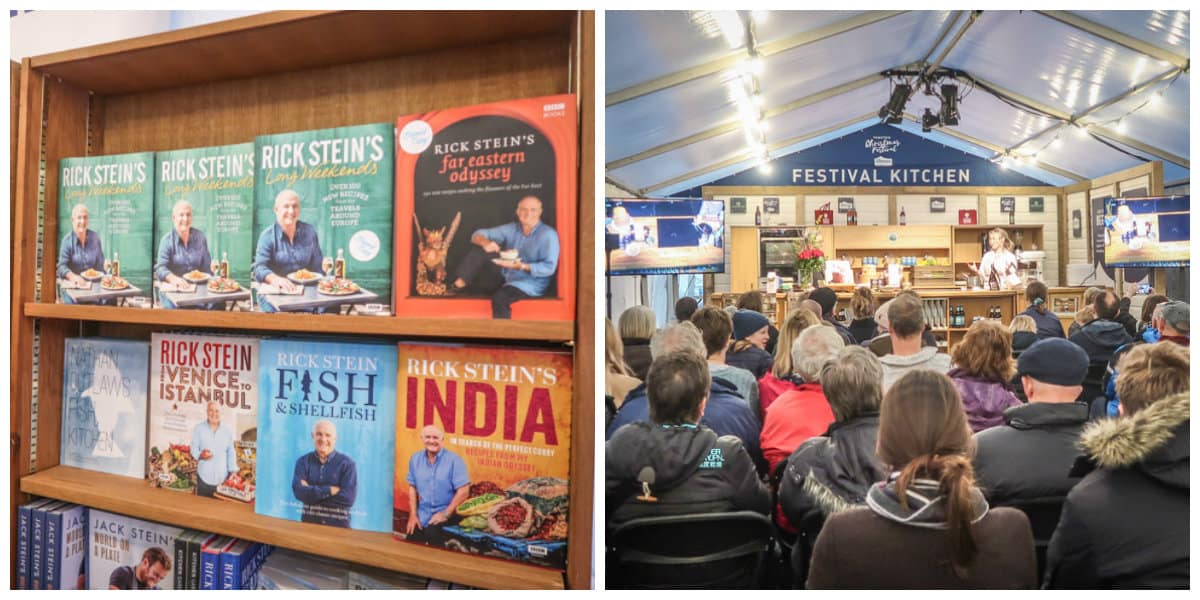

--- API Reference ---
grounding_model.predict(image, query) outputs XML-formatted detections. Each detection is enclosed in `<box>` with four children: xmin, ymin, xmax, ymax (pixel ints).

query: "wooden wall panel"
<box><xmin>100</xmin><ymin>35</ymin><xmax>570</xmax><ymax>154</ymax></box>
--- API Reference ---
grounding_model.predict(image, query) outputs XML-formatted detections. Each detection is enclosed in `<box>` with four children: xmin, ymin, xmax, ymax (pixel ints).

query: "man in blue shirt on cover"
<box><xmin>191</xmin><ymin>401</ymin><xmax>237</xmax><ymax>498</ymax></box>
<box><xmin>292</xmin><ymin>420</ymin><xmax>357</xmax><ymax>528</ymax></box>
<box><xmin>405</xmin><ymin>425</ymin><xmax>470</xmax><ymax>545</ymax></box>
<box><xmin>450</xmin><ymin>195</ymin><xmax>560</xmax><ymax>318</ymax></box>
<box><xmin>155</xmin><ymin>200</ymin><xmax>214</xmax><ymax>310</ymax></box>
<box><xmin>252</xmin><ymin>189</ymin><xmax>325</xmax><ymax>312</ymax></box>
<box><xmin>57</xmin><ymin>203</ymin><xmax>107</xmax><ymax>304</ymax></box>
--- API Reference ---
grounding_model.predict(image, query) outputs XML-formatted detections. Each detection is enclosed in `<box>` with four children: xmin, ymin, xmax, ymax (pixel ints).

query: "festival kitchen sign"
<box><xmin>697</xmin><ymin>123</ymin><xmax>1049</xmax><ymax>189</ymax></box>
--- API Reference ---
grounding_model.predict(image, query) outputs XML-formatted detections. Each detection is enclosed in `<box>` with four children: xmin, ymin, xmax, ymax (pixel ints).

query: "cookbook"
<box><xmin>88</xmin><ymin>510</ymin><xmax>186</xmax><ymax>590</ymax></box>
<box><xmin>393</xmin><ymin>342</ymin><xmax>572</xmax><ymax>569</ymax></box>
<box><xmin>61</xmin><ymin>337</ymin><xmax>150</xmax><ymax>479</ymax></box>
<box><xmin>57</xmin><ymin>152</ymin><xmax>155</xmax><ymax>307</ymax></box>
<box><xmin>153</xmin><ymin>143</ymin><xmax>256</xmax><ymax>310</ymax></box>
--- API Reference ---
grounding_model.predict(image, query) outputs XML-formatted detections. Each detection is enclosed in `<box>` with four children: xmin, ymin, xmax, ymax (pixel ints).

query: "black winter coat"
<box><xmin>1068</xmin><ymin>320</ymin><xmax>1133</xmax><ymax>364</ymax></box>
<box><xmin>606</xmin><ymin>422</ymin><xmax>771</xmax><ymax>533</ymax></box>
<box><xmin>1044</xmin><ymin>392</ymin><xmax>1190</xmax><ymax>589</ymax></box>
<box><xmin>973</xmin><ymin>402</ymin><xmax>1089</xmax><ymax>507</ymax></box>
<box><xmin>621</xmin><ymin>337</ymin><xmax>652</xmax><ymax>381</ymax></box>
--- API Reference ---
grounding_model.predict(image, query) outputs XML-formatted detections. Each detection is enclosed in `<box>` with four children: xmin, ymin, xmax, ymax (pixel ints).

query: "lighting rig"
<box><xmin>879</xmin><ymin>68</ymin><xmax>965</xmax><ymax>132</ymax></box>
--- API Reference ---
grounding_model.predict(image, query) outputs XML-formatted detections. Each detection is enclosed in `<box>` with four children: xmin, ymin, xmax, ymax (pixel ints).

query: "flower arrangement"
<box><xmin>794</xmin><ymin>229</ymin><xmax>826</xmax><ymax>287</ymax></box>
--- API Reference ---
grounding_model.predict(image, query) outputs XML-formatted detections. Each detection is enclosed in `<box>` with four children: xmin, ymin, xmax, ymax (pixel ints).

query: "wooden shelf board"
<box><xmin>22</xmin><ymin>466</ymin><xmax>564</xmax><ymax>590</ymax></box>
<box><xmin>24</xmin><ymin>303</ymin><xmax>573</xmax><ymax>342</ymax></box>
<box><xmin>30</xmin><ymin>11</ymin><xmax>573</xmax><ymax>95</ymax></box>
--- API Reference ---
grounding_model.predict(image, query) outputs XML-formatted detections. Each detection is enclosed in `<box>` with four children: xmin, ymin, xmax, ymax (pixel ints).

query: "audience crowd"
<box><xmin>606</xmin><ymin>285</ymin><xmax>1190</xmax><ymax>589</ymax></box>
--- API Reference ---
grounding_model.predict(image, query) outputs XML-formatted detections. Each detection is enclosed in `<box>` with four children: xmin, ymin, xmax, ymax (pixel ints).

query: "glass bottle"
<box><xmin>220</xmin><ymin>251</ymin><xmax>229</xmax><ymax>279</ymax></box>
<box><xmin>111</xmin><ymin>252</ymin><xmax>120</xmax><ymax>277</ymax></box>
<box><xmin>899</xmin><ymin>206</ymin><xmax>906</xmax><ymax>226</ymax></box>
<box><xmin>334</xmin><ymin>248</ymin><xmax>346</xmax><ymax>279</ymax></box>
<box><xmin>754</xmin><ymin>206</ymin><xmax>762</xmax><ymax>226</ymax></box>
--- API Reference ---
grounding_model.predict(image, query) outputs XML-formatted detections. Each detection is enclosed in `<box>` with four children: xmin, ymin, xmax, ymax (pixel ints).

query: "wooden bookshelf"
<box><xmin>10</xmin><ymin>10</ymin><xmax>593</xmax><ymax>590</ymax></box>
<box><xmin>24</xmin><ymin>303</ymin><xmax>574</xmax><ymax>342</ymax></box>
<box><xmin>21</xmin><ymin>466</ymin><xmax>563</xmax><ymax>590</ymax></box>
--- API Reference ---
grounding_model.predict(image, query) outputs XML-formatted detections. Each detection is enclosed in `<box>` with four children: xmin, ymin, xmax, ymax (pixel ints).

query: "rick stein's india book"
<box><xmin>394</xmin><ymin>94</ymin><xmax>577</xmax><ymax>321</ymax></box>
<box><xmin>256</xmin><ymin>338</ymin><xmax>397</xmax><ymax>532</ymax></box>
<box><xmin>153</xmin><ymin>143</ymin><xmax>256</xmax><ymax>311</ymax></box>
<box><xmin>56</xmin><ymin>152</ymin><xmax>155</xmax><ymax>307</ymax></box>
<box><xmin>393</xmin><ymin>342</ymin><xmax>572</xmax><ymax>569</ymax></box>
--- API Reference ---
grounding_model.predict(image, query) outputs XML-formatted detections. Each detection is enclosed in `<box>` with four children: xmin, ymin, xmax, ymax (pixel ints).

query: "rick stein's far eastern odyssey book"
<box><xmin>393</xmin><ymin>343</ymin><xmax>572</xmax><ymax>569</ymax></box>
<box><xmin>394</xmin><ymin>94</ymin><xmax>578</xmax><ymax>321</ymax></box>
<box><xmin>57</xmin><ymin>152</ymin><xmax>155</xmax><ymax>307</ymax></box>
<box><xmin>154</xmin><ymin>143</ymin><xmax>256</xmax><ymax>311</ymax></box>
<box><xmin>61</xmin><ymin>338</ymin><xmax>150</xmax><ymax>479</ymax></box>
<box><xmin>147</xmin><ymin>333</ymin><xmax>259</xmax><ymax>502</ymax></box>
<box><xmin>88</xmin><ymin>510</ymin><xmax>186</xmax><ymax>590</ymax></box>
<box><xmin>256</xmin><ymin>339</ymin><xmax>397</xmax><ymax>532</ymax></box>
<box><xmin>253</xmin><ymin>124</ymin><xmax>395</xmax><ymax>315</ymax></box>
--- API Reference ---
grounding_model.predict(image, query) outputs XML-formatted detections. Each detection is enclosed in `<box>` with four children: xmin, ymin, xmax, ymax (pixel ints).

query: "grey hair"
<box><xmin>618</xmin><ymin>305</ymin><xmax>657</xmax><ymax>340</ymax></box>
<box><xmin>274</xmin><ymin>188</ymin><xmax>300</xmax><ymax>210</ymax></box>
<box><xmin>791</xmin><ymin>325</ymin><xmax>845</xmax><ymax>382</ymax></box>
<box><xmin>875</xmin><ymin>299</ymin><xmax>893</xmax><ymax>330</ymax></box>
<box><xmin>312</xmin><ymin>419</ymin><xmax>336</xmax><ymax>435</ymax></box>
<box><xmin>172</xmin><ymin>199</ymin><xmax>193</xmax><ymax>215</ymax></box>
<box><xmin>650</xmin><ymin>321</ymin><xmax>707</xmax><ymax>361</ymax></box>
<box><xmin>820</xmin><ymin>346</ymin><xmax>884</xmax><ymax>421</ymax></box>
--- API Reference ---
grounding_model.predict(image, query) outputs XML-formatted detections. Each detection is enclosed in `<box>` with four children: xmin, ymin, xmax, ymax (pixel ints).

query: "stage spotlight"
<box><xmin>921</xmin><ymin>108</ymin><xmax>940</xmax><ymax>132</ymax></box>
<box><xmin>939</xmin><ymin>83</ymin><xmax>959</xmax><ymax>126</ymax></box>
<box><xmin>879</xmin><ymin>83</ymin><xmax>911</xmax><ymax>122</ymax></box>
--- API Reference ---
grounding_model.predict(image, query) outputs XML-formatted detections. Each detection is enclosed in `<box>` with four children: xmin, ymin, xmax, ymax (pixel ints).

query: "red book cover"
<box><xmin>394</xmin><ymin>94</ymin><xmax>577</xmax><ymax>321</ymax></box>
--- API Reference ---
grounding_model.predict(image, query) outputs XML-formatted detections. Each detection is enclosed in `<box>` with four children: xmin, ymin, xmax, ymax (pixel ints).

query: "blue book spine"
<box><xmin>219</xmin><ymin>546</ymin><xmax>236</xmax><ymax>590</ymax></box>
<box><xmin>246</xmin><ymin>543</ymin><xmax>271</xmax><ymax>588</ymax></box>
<box><xmin>31</xmin><ymin>502</ymin><xmax>54</xmax><ymax>589</ymax></box>
<box><xmin>44</xmin><ymin>507</ymin><xmax>65</xmax><ymax>590</ymax></box>
<box><xmin>16</xmin><ymin>502</ymin><xmax>39</xmax><ymax>589</ymax></box>
<box><xmin>200</xmin><ymin>537</ymin><xmax>229</xmax><ymax>591</ymax></box>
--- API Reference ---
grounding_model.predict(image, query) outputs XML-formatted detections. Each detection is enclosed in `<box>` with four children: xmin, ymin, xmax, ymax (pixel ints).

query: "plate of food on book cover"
<box><xmin>100</xmin><ymin>275</ymin><xmax>130</xmax><ymax>290</ymax></box>
<box><xmin>287</xmin><ymin>269</ymin><xmax>321</xmax><ymax>285</ymax></box>
<box><xmin>183</xmin><ymin>269</ymin><xmax>210</xmax><ymax>283</ymax></box>
<box><xmin>317</xmin><ymin>277</ymin><xmax>360</xmax><ymax>296</ymax></box>
<box><xmin>81</xmin><ymin>268</ymin><xmax>105</xmax><ymax>281</ymax></box>
<box><xmin>207</xmin><ymin>278</ymin><xmax>242</xmax><ymax>293</ymax></box>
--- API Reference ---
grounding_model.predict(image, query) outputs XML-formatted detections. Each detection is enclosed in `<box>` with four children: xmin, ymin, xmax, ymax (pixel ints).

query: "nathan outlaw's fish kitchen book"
<box><xmin>88</xmin><ymin>510</ymin><xmax>186</xmax><ymax>590</ymax></box>
<box><xmin>253</xmin><ymin>124</ymin><xmax>394</xmax><ymax>315</ymax></box>
<box><xmin>61</xmin><ymin>338</ymin><xmax>150</xmax><ymax>479</ymax></box>
<box><xmin>256</xmin><ymin>339</ymin><xmax>397</xmax><ymax>532</ymax></box>
<box><xmin>395</xmin><ymin>94</ymin><xmax>577</xmax><ymax>320</ymax></box>
<box><xmin>148</xmin><ymin>333</ymin><xmax>259</xmax><ymax>502</ymax></box>
<box><xmin>57</xmin><ymin>152</ymin><xmax>155</xmax><ymax>307</ymax></box>
<box><xmin>394</xmin><ymin>343</ymin><xmax>572</xmax><ymax>569</ymax></box>
<box><xmin>154</xmin><ymin>143</ymin><xmax>256</xmax><ymax>311</ymax></box>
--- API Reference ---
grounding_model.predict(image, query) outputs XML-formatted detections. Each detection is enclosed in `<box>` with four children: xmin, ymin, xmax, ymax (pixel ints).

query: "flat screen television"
<box><xmin>605</xmin><ymin>198</ymin><xmax>725</xmax><ymax>276</ymax></box>
<box><xmin>1102</xmin><ymin>195</ymin><xmax>1190</xmax><ymax>268</ymax></box>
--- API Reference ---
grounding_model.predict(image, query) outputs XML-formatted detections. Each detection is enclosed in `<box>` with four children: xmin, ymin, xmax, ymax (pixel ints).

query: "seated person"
<box><xmin>760</xmin><ymin>326</ymin><xmax>842</xmax><ymax>475</ymax></box>
<box><xmin>154</xmin><ymin>200</ymin><xmax>214</xmax><ymax>309</ymax></box>
<box><xmin>779</xmin><ymin>345</ymin><xmax>887</xmax><ymax>585</ymax></box>
<box><xmin>691</xmin><ymin>306</ymin><xmax>759</xmax><ymax>413</ymax></box>
<box><xmin>1104</xmin><ymin>300</ymin><xmax>1189</xmax><ymax>417</ymax></box>
<box><xmin>606</xmin><ymin>321</ymin><xmax>765</xmax><ymax>474</ymax></box>
<box><xmin>1044</xmin><ymin>342</ymin><xmax>1189</xmax><ymax>589</ymax></box>
<box><xmin>1068</xmin><ymin>289</ymin><xmax>1133</xmax><ymax>364</ymax></box>
<box><xmin>806</xmin><ymin>370</ymin><xmax>1036</xmax><ymax>589</ymax></box>
<box><xmin>251</xmin><ymin>189</ymin><xmax>324</xmax><ymax>313</ymax></box>
<box><xmin>725</xmin><ymin>310</ymin><xmax>773</xmax><ymax>379</ymax></box>
<box><xmin>948</xmin><ymin>320</ymin><xmax>1020</xmax><ymax>433</ymax></box>
<box><xmin>57</xmin><ymin>203</ymin><xmax>106</xmax><ymax>304</ymax></box>
<box><xmin>879</xmin><ymin>294</ymin><xmax>951</xmax><ymax>392</ymax></box>
<box><xmin>449</xmin><ymin>195</ymin><xmax>560</xmax><ymax>319</ymax></box>
<box><xmin>606</xmin><ymin>350</ymin><xmax>770</xmax><ymax>532</ymax></box>
<box><xmin>808</xmin><ymin>287</ymin><xmax>855</xmax><ymax>345</ymax></box>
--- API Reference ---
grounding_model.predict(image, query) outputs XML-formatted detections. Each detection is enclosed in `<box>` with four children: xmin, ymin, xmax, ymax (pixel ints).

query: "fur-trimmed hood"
<box><xmin>1080</xmin><ymin>391</ymin><xmax>1189</xmax><ymax>488</ymax></box>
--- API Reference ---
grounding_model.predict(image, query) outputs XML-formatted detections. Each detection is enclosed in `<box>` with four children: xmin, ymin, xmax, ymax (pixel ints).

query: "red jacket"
<box><xmin>761</xmin><ymin>383</ymin><xmax>835</xmax><ymax>475</ymax></box>
<box><xmin>757</xmin><ymin>372</ymin><xmax>804</xmax><ymax>419</ymax></box>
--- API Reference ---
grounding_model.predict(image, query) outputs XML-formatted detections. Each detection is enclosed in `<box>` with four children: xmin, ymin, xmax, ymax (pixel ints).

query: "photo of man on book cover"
<box><xmin>395</xmin><ymin>94</ymin><xmax>577</xmax><ymax>321</ymax></box>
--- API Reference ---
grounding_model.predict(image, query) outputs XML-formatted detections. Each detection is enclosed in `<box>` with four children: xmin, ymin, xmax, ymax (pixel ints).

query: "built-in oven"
<box><xmin>759</xmin><ymin>227</ymin><xmax>805</xmax><ymax>280</ymax></box>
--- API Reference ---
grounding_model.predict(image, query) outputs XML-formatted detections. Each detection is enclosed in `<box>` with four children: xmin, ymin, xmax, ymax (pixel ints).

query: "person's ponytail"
<box><xmin>938</xmin><ymin>453</ymin><xmax>979</xmax><ymax>577</ymax></box>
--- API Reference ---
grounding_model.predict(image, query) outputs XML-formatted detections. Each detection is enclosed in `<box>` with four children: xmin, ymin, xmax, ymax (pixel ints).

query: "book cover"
<box><xmin>393</xmin><ymin>343</ymin><xmax>573</xmax><ymax>569</ymax></box>
<box><xmin>56</xmin><ymin>152</ymin><xmax>155</xmax><ymax>307</ymax></box>
<box><xmin>147</xmin><ymin>332</ymin><xmax>259</xmax><ymax>501</ymax></box>
<box><xmin>394</xmin><ymin>94</ymin><xmax>577</xmax><ymax>320</ymax></box>
<box><xmin>256</xmin><ymin>339</ymin><xmax>397</xmax><ymax>532</ymax></box>
<box><xmin>18</xmin><ymin>498</ymin><xmax>57</xmax><ymax>589</ymax></box>
<box><xmin>252</xmin><ymin>123</ymin><xmax>394</xmax><ymax>315</ymax></box>
<box><xmin>61</xmin><ymin>337</ymin><xmax>150</xmax><ymax>478</ymax></box>
<box><xmin>200</xmin><ymin>535</ymin><xmax>235</xmax><ymax>590</ymax></box>
<box><xmin>88</xmin><ymin>510</ymin><xmax>185</xmax><ymax>590</ymax></box>
<box><xmin>153</xmin><ymin>143</ymin><xmax>256</xmax><ymax>311</ymax></box>
<box><xmin>33</xmin><ymin>500</ymin><xmax>69</xmax><ymax>589</ymax></box>
<box><xmin>45</xmin><ymin>503</ymin><xmax>87</xmax><ymax>590</ymax></box>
